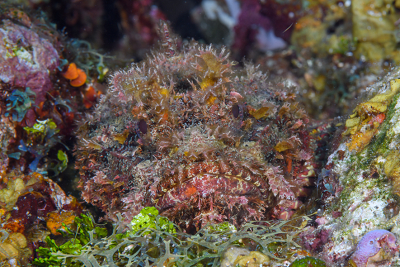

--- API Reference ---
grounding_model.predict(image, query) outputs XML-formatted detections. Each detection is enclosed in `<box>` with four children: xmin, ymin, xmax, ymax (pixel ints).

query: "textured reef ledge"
<box><xmin>301</xmin><ymin>67</ymin><xmax>400</xmax><ymax>266</ymax></box>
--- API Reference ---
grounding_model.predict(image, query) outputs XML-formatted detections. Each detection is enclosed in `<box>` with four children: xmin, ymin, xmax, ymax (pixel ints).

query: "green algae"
<box><xmin>289</xmin><ymin>256</ymin><xmax>326</xmax><ymax>267</ymax></box>
<box><xmin>34</xmin><ymin>208</ymin><xmax>310</xmax><ymax>267</ymax></box>
<box><xmin>129</xmin><ymin>206</ymin><xmax>176</xmax><ymax>235</ymax></box>
<box><xmin>33</xmin><ymin>214</ymin><xmax>108</xmax><ymax>267</ymax></box>
<box><xmin>330</xmin><ymin>91</ymin><xmax>400</xmax><ymax>212</ymax></box>
<box><xmin>365</xmin><ymin>92</ymin><xmax>400</xmax><ymax>159</ymax></box>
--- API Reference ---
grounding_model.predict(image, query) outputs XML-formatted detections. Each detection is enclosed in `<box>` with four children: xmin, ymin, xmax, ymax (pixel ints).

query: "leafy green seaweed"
<box><xmin>289</xmin><ymin>256</ymin><xmax>326</xmax><ymax>267</ymax></box>
<box><xmin>34</xmin><ymin>214</ymin><xmax>108</xmax><ymax>267</ymax></box>
<box><xmin>34</xmin><ymin>208</ymin><xmax>309</xmax><ymax>267</ymax></box>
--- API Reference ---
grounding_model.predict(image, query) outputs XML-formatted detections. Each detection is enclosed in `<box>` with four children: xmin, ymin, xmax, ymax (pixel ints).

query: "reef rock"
<box><xmin>307</xmin><ymin>66</ymin><xmax>400</xmax><ymax>266</ymax></box>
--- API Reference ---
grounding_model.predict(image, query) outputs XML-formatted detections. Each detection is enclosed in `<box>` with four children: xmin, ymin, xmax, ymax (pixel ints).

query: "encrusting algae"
<box><xmin>298</xmin><ymin>66</ymin><xmax>400</xmax><ymax>266</ymax></box>
<box><xmin>344</xmin><ymin>78</ymin><xmax>400</xmax><ymax>152</ymax></box>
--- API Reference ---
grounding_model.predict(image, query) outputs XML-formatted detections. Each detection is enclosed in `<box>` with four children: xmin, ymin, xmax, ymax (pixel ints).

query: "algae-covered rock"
<box><xmin>221</xmin><ymin>246</ymin><xmax>251</xmax><ymax>267</ymax></box>
<box><xmin>352</xmin><ymin>0</ymin><xmax>400</xmax><ymax>62</ymax></box>
<box><xmin>221</xmin><ymin>247</ymin><xmax>270</xmax><ymax>267</ymax></box>
<box><xmin>234</xmin><ymin>251</ymin><xmax>270</xmax><ymax>267</ymax></box>
<box><xmin>311</xmin><ymin>66</ymin><xmax>400</xmax><ymax>265</ymax></box>
<box><xmin>0</xmin><ymin>232</ymin><xmax>31</xmax><ymax>265</ymax></box>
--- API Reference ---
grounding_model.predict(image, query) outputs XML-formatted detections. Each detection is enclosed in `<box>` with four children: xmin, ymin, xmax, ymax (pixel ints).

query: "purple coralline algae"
<box><xmin>0</xmin><ymin>19</ymin><xmax>59</xmax><ymax>109</ymax></box>
<box><xmin>349</xmin><ymin>230</ymin><xmax>398</xmax><ymax>267</ymax></box>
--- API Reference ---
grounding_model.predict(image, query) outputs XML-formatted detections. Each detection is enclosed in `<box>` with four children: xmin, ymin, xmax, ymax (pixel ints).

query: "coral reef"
<box><xmin>0</xmin><ymin>6</ymin><xmax>106</xmax><ymax>265</ymax></box>
<box><xmin>75</xmin><ymin>22</ymin><xmax>317</xmax><ymax>230</ymax></box>
<box><xmin>0</xmin><ymin>5</ymin><xmax>110</xmax><ymax>177</ymax></box>
<box><xmin>0</xmin><ymin>17</ymin><xmax>59</xmax><ymax>111</ymax></box>
<box><xmin>256</xmin><ymin>0</ymin><xmax>400</xmax><ymax>119</ymax></box>
<box><xmin>5</xmin><ymin>1</ymin><xmax>400</xmax><ymax>266</ymax></box>
<box><xmin>0</xmin><ymin>7</ymin><xmax>67</xmax><ymax>173</ymax></box>
<box><xmin>300</xmin><ymin>66</ymin><xmax>400</xmax><ymax>266</ymax></box>
<box><xmin>0</xmin><ymin>172</ymin><xmax>82</xmax><ymax>265</ymax></box>
<box><xmin>352</xmin><ymin>0</ymin><xmax>400</xmax><ymax>63</ymax></box>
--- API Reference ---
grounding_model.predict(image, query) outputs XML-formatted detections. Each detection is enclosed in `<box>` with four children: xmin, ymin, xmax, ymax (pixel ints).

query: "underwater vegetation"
<box><xmin>75</xmin><ymin>21</ymin><xmax>318</xmax><ymax>231</ymax></box>
<box><xmin>34</xmin><ymin>207</ymin><xmax>315</xmax><ymax>267</ymax></box>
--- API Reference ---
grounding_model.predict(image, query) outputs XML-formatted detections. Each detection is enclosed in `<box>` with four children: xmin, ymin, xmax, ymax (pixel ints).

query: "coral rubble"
<box><xmin>75</xmin><ymin>22</ymin><xmax>317</xmax><ymax>230</ymax></box>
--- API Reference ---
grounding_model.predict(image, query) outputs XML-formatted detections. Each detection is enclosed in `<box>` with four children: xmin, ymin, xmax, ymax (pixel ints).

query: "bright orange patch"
<box><xmin>61</xmin><ymin>63</ymin><xmax>79</xmax><ymax>80</ymax></box>
<box><xmin>70</xmin><ymin>69</ymin><xmax>87</xmax><ymax>87</ymax></box>
<box><xmin>375</xmin><ymin>113</ymin><xmax>386</xmax><ymax>124</ymax></box>
<box><xmin>36</xmin><ymin>101</ymin><xmax>49</xmax><ymax>117</ymax></box>
<box><xmin>3</xmin><ymin>218</ymin><xmax>25</xmax><ymax>233</ymax></box>
<box><xmin>184</xmin><ymin>186</ymin><xmax>197</xmax><ymax>197</ymax></box>
<box><xmin>83</xmin><ymin>86</ymin><xmax>96</xmax><ymax>108</ymax></box>
<box><xmin>286</xmin><ymin>157</ymin><xmax>292</xmax><ymax>173</ymax></box>
<box><xmin>46</xmin><ymin>210</ymin><xmax>76</xmax><ymax>235</ymax></box>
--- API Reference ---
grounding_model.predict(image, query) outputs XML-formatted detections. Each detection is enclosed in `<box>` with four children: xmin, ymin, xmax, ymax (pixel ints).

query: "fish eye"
<box><xmin>138</xmin><ymin>119</ymin><xmax>147</xmax><ymax>134</ymax></box>
<box><xmin>232</xmin><ymin>104</ymin><xmax>240</xmax><ymax>118</ymax></box>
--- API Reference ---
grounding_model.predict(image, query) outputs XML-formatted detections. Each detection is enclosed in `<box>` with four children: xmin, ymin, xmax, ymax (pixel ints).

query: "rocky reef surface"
<box><xmin>300</xmin><ymin>67</ymin><xmax>400</xmax><ymax>266</ymax></box>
